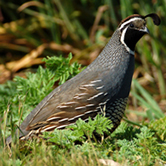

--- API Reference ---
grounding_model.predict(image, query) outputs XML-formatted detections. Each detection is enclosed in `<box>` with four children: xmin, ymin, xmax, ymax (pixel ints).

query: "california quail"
<box><xmin>6</xmin><ymin>13</ymin><xmax>160</xmax><ymax>143</ymax></box>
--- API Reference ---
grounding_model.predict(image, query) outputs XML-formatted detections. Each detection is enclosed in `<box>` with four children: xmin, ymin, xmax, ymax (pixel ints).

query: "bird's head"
<box><xmin>118</xmin><ymin>13</ymin><xmax>161</xmax><ymax>54</ymax></box>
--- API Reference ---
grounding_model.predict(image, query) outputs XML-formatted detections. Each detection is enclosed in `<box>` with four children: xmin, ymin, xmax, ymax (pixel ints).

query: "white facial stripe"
<box><xmin>119</xmin><ymin>17</ymin><xmax>142</xmax><ymax>30</ymax></box>
<box><xmin>120</xmin><ymin>27</ymin><xmax>135</xmax><ymax>55</ymax></box>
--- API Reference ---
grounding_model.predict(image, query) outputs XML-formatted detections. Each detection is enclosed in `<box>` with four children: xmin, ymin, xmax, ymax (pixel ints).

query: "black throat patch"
<box><xmin>124</xmin><ymin>28</ymin><xmax>146</xmax><ymax>51</ymax></box>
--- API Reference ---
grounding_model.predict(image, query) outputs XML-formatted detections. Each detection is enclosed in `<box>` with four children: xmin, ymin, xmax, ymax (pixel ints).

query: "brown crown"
<box><xmin>118</xmin><ymin>13</ymin><xmax>161</xmax><ymax>27</ymax></box>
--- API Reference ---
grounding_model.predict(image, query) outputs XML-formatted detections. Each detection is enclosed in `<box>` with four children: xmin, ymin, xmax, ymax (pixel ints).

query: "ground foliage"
<box><xmin>0</xmin><ymin>55</ymin><xmax>165</xmax><ymax>166</ymax></box>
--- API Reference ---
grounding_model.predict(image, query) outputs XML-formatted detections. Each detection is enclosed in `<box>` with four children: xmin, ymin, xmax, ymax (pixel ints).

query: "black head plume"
<box><xmin>143</xmin><ymin>13</ymin><xmax>161</xmax><ymax>26</ymax></box>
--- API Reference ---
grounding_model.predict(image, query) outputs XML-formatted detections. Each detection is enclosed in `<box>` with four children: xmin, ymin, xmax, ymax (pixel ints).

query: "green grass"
<box><xmin>1</xmin><ymin>119</ymin><xmax>166</xmax><ymax>165</ymax></box>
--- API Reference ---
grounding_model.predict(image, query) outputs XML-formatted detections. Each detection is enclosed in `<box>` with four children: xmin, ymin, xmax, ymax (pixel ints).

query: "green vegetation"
<box><xmin>0</xmin><ymin>55</ymin><xmax>165</xmax><ymax>166</ymax></box>
<box><xmin>0</xmin><ymin>0</ymin><xmax>165</xmax><ymax>165</ymax></box>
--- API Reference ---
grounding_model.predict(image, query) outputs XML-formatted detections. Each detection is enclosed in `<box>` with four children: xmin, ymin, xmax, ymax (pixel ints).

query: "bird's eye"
<box><xmin>130</xmin><ymin>23</ymin><xmax>134</xmax><ymax>27</ymax></box>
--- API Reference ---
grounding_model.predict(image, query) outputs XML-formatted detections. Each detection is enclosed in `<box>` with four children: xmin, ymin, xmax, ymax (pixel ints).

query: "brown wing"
<box><xmin>26</xmin><ymin>79</ymin><xmax>108</xmax><ymax>132</ymax></box>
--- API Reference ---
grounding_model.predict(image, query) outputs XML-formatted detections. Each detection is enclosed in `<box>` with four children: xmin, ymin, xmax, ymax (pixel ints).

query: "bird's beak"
<box><xmin>140</xmin><ymin>26</ymin><xmax>149</xmax><ymax>34</ymax></box>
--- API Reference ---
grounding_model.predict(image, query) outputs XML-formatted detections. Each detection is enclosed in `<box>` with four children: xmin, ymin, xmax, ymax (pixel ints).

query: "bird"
<box><xmin>6</xmin><ymin>13</ymin><xmax>160</xmax><ymax>144</ymax></box>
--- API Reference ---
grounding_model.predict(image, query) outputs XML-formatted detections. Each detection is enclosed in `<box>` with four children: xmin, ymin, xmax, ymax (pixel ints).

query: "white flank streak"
<box><xmin>86</xmin><ymin>109</ymin><xmax>98</xmax><ymax>113</ymax></box>
<box><xmin>99</xmin><ymin>99</ymin><xmax>110</xmax><ymax>106</ymax></box>
<box><xmin>28</xmin><ymin>131</ymin><xmax>34</xmax><ymax>135</ymax></box>
<box><xmin>36</xmin><ymin>129</ymin><xmax>40</xmax><ymax>134</ymax></box>
<box><xmin>86</xmin><ymin>104</ymin><xmax>95</xmax><ymax>107</ymax></box>
<box><xmin>65</xmin><ymin>101</ymin><xmax>77</xmax><ymax>105</ymax></box>
<box><xmin>84</xmin><ymin>110</ymin><xmax>94</xmax><ymax>114</ymax></box>
<box><xmin>79</xmin><ymin>87</ymin><xmax>87</xmax><ymax>90</ymax></box>
<box><xmin>56</xmin><ymin>124</ymin><xmax>68</xmax><ymax>129</ymax></box>
<box><xmin>75</xmin><ymin>106</ymin><xmax>86</xmax><ymax>110</ymax></box>
<box><xmin>68</xmin><ymin>114</ymin><xmax>84</xmax><ymax>121</ymax></box>
<box><xmin>43</xmin><ymin>125</ymin><xmax>57</xmax><ymax>131</ymax></box>
<box><xmin>120</xmin><ymin>27</ymin><xmax>135</xmax><ymax>55</ymax></box>
<box><xmin>47</xmin><ymin>117</ymin><xmax>60</xmax><ymax>121</ymax></box>
<box><xmin>90</xmin><ymin>80</ymin><xmax>101</xmax><ymax>83</ymax></box>
<box><xmin>99</xmin><ymin>102</ymin><xmax>104</xmax><ymax>106</ymax></box>
<box><xmin>78</xmin><ymin>93</ymin><xmax>88</xmax><ymax>96</ymax></box>
<box><xmin>74</xmin><ymin>96</ymin><xmax>83</xmax><ymax>100</ymax></box>
<box><xmin>57</xmin><ymin>105</ymin><xmax>68</xmax><ymax>109</ymax></box>
<box><xmin>83</xmin><ymin>118</ymin><xmax>89</xmax><ymax>122</ymax></box>
<box><xmin>82</xmin><ymin>84</ymin><xmax>95</xmax><ymax>87</ymax></box>
<box><xmin>87</xmin><ymin>92</ymin><xmax>104</xmax><ymax>101</ymax></box>
<box><xmin>119</xmin><ymin>17</ymin><xmax>142</xmax><ymax>30</ymax></box>
<box><xmin>96</xmin><ymin>85</ymin><xmax>104</xmax><ymax>90</ymax></box>
<box><xmin>104</xmin><ymin>92</ymin><xmax>108</xmax><ymax>96</ymax></box>
<box><xmin>58</xmin><ymin>118</ymin><xmax>69</xmax><ymax>123</ymax></box>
